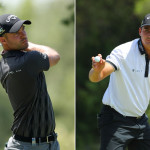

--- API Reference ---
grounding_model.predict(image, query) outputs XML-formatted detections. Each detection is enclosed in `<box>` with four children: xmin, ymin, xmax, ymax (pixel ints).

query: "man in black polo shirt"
<box><xmin>0</xmin><ymin>14</ymin><xmax>60</xmax><ymax>150</ymax></box>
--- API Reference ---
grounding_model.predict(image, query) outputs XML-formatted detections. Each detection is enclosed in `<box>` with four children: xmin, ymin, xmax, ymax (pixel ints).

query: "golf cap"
<box><xmin>0</xmin><ymin>14</ymin><xmax>31</xmax><ymax>36</ymax></box>
<box><xmin>141</xmin><ymin>13</ymin><xmax>150</xmax><ymax>27</ymax></box>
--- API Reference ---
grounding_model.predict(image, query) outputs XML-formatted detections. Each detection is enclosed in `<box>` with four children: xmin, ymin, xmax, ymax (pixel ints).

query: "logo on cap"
<box><xmin>6</xmin><ymin>15</ymin><xmax>17</xmax><ymax>23</ymax></box>
<box><xmin>0</xmin><ymin>26</ymin><xmax>5</xmax><ymax>35</ymax></box>
<box><xmin>147</xmin><ymin>16</ymin><xmax>150</xmax><ymax>20</ymax></box>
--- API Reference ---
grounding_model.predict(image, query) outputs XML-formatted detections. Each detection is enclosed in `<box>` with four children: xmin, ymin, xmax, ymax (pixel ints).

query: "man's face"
<box><xmin>3</xmin><ymin>25</ymin><xmax>28</xmax><ymax>50</ymax></box>
<box><xmin>139</xmin><ymin>25</ymin><xmax>150</xmax><ymax>47</ymax></box>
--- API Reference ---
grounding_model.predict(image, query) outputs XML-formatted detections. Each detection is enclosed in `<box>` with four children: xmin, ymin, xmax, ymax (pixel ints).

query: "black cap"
<box><xmin>141</xmin><ymin>13</ymin><xmax>150</xmax><ymax>27</ymax></box>
<box><xmin>0</xmin><ymin>14</ymin><xmax>31</xmax><ymax>36</ymax></box>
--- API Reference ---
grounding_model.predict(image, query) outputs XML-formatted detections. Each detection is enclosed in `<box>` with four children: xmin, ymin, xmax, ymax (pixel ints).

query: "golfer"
<box><xmin>0</xmin><ymin>14</ymin><xmax>60</xmax><ymax>150</ymax></box>
<box><xmin>89</xmin><ymin>13</ymin><xmax>150</xmax><ymax>150</ymax></box>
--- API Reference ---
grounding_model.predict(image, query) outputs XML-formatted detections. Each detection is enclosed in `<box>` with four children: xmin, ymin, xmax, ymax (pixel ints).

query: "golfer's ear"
<box><xmin>139</xmin><ymin>27</ymin><xmax>142</xmax><ymax>36</ymax></box>
<box><xmin>0</xmin><ymin>36</ymin><xmax>6</xmax><ymax>45</ymax></box>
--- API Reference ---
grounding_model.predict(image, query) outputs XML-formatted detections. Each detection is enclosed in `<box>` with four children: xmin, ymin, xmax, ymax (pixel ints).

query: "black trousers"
<box><xmin>97</xmin><ymin>105</ymin><xmax>150</xmax><ymax>150</ymax></box>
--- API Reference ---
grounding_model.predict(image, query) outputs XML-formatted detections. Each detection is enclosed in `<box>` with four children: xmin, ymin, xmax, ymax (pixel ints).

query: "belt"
<box><xmin>103</xmin><ymin>105</ymin><xmax>145</xmax><ymax>120</ymax></box>
<box><xmin>14</xmin><ymin>132</ymin><xmax>57</xmax><ymax>144</ymax></box>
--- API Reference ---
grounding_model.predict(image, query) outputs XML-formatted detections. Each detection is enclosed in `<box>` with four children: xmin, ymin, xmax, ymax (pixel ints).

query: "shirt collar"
<box><xmin>1</xmin><ymin>50</ymin><xmax>25</xmax><ymax>58</ymax></box>
<box><xmin>138</xmin><ymin>39</ymin><xmax>150</xmax><ymax>77</ymax></box>
<box><xmin>138</xmin><ymin>38</ymin><xmax>146</xmax><ymax>55</ymax></box>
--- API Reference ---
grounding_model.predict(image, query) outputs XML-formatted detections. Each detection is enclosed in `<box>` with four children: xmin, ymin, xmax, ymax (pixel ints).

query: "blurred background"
<box><xmin>76</xmin><ymin>0</ymin><xmax>150</xmax><ymax>150</ymax></box>
<box><xmin>0</xmin><ymin>0</ymin><xmax>74</xmax><ymax>150</ymax></box>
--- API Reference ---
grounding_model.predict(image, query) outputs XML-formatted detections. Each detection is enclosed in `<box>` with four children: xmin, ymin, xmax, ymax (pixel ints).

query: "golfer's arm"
<box><xmin>89</xmin><ymin>62</ymin><xmax>115</xmax><ymax>82</ymax></box>
<box><xmin>26</xmin><ymin>42</ymin><xmax>60</xmax><ymax>67</ymax></box>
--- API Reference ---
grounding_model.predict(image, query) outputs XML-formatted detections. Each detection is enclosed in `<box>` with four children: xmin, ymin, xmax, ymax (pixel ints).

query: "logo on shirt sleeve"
<box><xmin>41</xmin><ymin>53</ymin><xmax>47</xmax><ymax>59</ymax></box>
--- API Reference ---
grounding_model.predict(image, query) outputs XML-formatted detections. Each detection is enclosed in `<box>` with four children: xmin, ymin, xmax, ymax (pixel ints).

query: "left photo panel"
<box><xmin>0</xmin><ymin>0</ymin><xmax>75</xmax><ymax>150</ymax></box>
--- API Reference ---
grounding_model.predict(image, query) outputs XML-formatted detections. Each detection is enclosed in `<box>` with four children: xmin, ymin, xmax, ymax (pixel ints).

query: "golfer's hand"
<box><xmin>91</xmin><ymin>54</ymin><xmax>105</xmax><ymax>73</ymax></box>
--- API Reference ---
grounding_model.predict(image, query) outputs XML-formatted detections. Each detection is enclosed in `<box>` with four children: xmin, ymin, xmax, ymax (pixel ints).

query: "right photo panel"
<box><xmin>76</xmin><ymin>0</ymin><xmax>150</xmax><ymax>150</ymax></box>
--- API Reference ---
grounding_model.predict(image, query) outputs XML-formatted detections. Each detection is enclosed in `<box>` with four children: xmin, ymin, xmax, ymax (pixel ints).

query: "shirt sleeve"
<box><xmin>106</xmin><ymin>48</ymin><xmax>123</xmax><ymax>71</ymax></box>
<box><xmin>24</xmin><ymin>51</ymin><xmax>50</xmax><ymax>73</ymax></box>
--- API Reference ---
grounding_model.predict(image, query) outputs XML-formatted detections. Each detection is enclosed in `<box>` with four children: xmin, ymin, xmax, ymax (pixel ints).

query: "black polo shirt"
<box><xmin>0</xmin><ymin>50</ymin><xmax>55</xmax><ymax>137</ymax></box>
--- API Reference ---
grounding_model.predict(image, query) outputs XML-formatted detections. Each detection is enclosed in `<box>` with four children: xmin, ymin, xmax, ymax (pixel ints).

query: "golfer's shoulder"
<box><xmin>24</xmin><ymin>51</ymin><xmax>48</xmax><ymax>65</ymax></box>
<box><xmin>116</xmin><ymin>39</ymin><xmax>137</xmax><ymax>49</ymax></box>
<box><xmin>24</xmin><ymin>51</ymin><xmax>43</xmax><ymax>58</ymax></box>
<box><xmin>112</xmin><ymin>39</ymin><xmax>138</xmax><ymax>55</ymax></box>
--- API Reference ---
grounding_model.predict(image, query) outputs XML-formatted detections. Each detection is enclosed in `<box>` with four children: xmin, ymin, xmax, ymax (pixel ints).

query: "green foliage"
<box><xmin>62</xmin><ymin>3</ymin><xmax>74</xmax><ymax>26</ymax></box>
<box><xmin>0</xmin><ymin>0</ymin><xmax>74</xmax><ymax>150</ymax></box>
<box><xmin>134</xmin><ymin>0</ymin><xmax>150</xmax><ymax>16</ymax></box>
